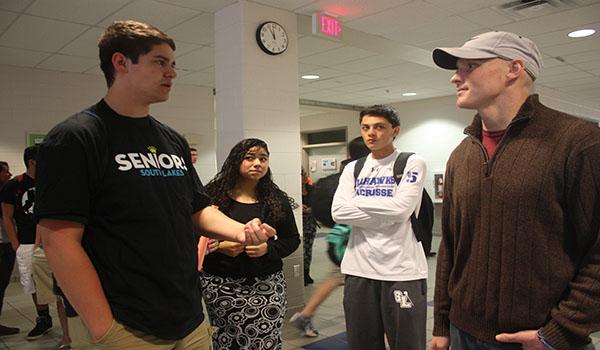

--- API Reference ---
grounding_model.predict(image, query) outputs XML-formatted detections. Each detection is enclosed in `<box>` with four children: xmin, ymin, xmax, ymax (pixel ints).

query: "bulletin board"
<box><xmin>27</xmin><ymin>132</ymin><xmax>46</xmax><ymax>146</ymax></box>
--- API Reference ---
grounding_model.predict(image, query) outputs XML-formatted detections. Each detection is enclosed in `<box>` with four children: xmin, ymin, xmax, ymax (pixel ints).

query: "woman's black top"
<box><xmin>202</xmin><ymin>197</ymin><xmax>300</xmax><ymax>278</ymax></box>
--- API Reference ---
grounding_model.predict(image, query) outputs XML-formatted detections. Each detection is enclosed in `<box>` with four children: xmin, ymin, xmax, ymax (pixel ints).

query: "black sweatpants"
<box><xmin>343</xmin><ymin>275</ymin><xmax>427</xmax><ymax>350</ymax></box>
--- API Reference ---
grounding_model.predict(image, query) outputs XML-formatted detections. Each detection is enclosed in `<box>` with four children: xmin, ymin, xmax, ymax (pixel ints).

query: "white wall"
<box><xmin>299</xmin><ymin>92</ymin><xmax>600</xmax><ymax>197</ymax></box>
<box><xmin>390</xmin><ymin>96</ymin><xmax>474</xmax><ymax>197</ymax></box>
<box><xmin>306</xmin><ymin>145</ymin><xmax>346</xmax><ymax>182</ymax></box>
<box><xmin>299</xmin><ymin>96</ymin><xmax>473</xmax><ymax>196</ymax></box>
<box><xmin>301</xmin><ymin>109</ymin><xmax>361</xmax><ymax>139</ymax></box>
<box><xmin>3</xmin><ymin>63</ymin><xmax>599</xmax><ymax>189</ymax></box>
<box><xmin>0</xmin><ymin>64</ymin><xmax>216</xmax><ymax>182</ymax></box>
<box><xmin>149</xmin><ymin>81</ymin><xmax>216</xmax><ymax>184</ymax></box>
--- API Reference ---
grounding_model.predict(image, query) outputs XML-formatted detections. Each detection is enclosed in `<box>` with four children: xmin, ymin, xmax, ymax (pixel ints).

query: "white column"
<box><xmin>214</xmin><ymin>0</ymin><xmax>303</xmax><ymax>314</ymax></box>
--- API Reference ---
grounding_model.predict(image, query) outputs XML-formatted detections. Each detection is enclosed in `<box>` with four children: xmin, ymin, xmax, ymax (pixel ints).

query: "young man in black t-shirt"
<box><xmin>35</xmin><ymin>21</ymin><xmax>276</xmax><ymax>350</ymax></box>
<box><xmin>0</xmin><ymin>146</ymin><xmax>53</xmax><ymax>340</ymax></box>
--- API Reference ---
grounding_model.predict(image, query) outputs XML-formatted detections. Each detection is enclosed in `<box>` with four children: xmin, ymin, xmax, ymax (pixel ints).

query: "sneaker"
<box><xmin>304</xmin><ymin>274</ymin><xmax>314</xmax><ymax>286</ymax></box>
<box><xmin>0</xmin><ymin>324</ymin><xmax>19</xmax><ymax>336</ymax></box>
<box><xmin>27</xmin><ymin>315</ymin><xmax>52</xmax><ymax>340</ymax></box>
<box><xmin>289</xmin><ymin>312</ymin><xmax>319</xmax><ymax>338</ymax></box>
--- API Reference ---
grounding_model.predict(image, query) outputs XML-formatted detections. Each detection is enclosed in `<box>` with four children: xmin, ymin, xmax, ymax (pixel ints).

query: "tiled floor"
<box><xmin>0</xmin><ymin>281</ymin><xmax>66</xmax><ymax>350</ymax></box>
<box><xmin>280</xmin><ymin>232</ymin><xmax>439</xmax><ymax>350</ymax></box>
<box><xmin>0</xmin><ymin>233</ymin><xmax>598</xmax><ymax>349</ymax></box>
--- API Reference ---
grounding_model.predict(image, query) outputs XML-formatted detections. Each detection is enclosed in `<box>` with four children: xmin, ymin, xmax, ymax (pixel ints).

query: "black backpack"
<box><xmin>310</xmin><ymin>172</ymin><xmax>342</xmax><ymax>228</ymax></box>
<box><xmin>353</xmin><ymin>152</ymin><xmax>435</xmax><ymax>256</ymax></box>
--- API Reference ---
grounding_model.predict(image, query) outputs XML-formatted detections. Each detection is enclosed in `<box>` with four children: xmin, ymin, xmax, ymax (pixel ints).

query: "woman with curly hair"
<box><xmin>201</xmin><ymin>138</ymin><xmax>300</xmax><ymax>350</ymax></box>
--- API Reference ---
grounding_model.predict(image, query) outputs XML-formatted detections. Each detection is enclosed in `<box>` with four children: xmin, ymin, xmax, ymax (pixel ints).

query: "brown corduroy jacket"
<box><xmin>433</xmin><ymin>94</ymin><xmax>600</xmax><ymax>350</ymax></box>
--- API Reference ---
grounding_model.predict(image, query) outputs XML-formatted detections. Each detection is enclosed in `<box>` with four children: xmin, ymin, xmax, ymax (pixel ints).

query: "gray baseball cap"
<box><xmin>432</xmin><ymin>31</ymin><xmax>543</xmax><ymax>80</ymax></box>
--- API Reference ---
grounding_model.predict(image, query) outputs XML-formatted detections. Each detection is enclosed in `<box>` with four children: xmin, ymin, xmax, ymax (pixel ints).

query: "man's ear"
<box><xmin>507</xmin><ymin>59</ymin><xmax>525</xmax><ymax>80</ymax></box>
<box><xmin>112</xmin><ymin>52</ymin><xmax>129</xmax><ymax>73</ymax></box>
<box><xmin>392</xmin><ymin>126</ymin><xmax>400</xmax><ymax>138</ymax></box>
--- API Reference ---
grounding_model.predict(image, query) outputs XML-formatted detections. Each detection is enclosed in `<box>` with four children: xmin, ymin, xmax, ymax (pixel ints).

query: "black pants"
<box><xmin>343</xmin><ymin>275</ymin><xmax>427</xmax><ymax>350</ymax></box>
<box><xmin>302</xmin><ymin>216</ymin><xmax>317</xmax><ymax>275</ymax></box>
<box><xmin>0</xmin><ymin>243</ymin><xmax>16</xmax><ymax>316</ymax></box>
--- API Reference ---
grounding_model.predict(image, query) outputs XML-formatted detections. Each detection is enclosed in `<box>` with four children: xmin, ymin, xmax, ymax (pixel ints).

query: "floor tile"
<box><xmin>4</xmin><ymin>233</ymin><xmax>594</xmax><ymax>350</ymax></box>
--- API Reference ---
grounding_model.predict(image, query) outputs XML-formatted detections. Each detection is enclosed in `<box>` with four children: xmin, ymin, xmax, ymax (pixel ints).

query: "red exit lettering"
<box><xmin>321</xmin><ymin>17</ymin><xmax>342</xmax><ymax>37</ymax></box>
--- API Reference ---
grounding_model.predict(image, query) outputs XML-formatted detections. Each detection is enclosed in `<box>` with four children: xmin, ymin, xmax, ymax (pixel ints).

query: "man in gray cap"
<box><xmin>429</xmin><ymin>31</ymin><xmax>600</xmax><ymax>350</ymax></box>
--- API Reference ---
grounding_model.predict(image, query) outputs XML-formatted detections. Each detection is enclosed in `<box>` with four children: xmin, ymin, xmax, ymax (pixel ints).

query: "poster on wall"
<box><xmin>321</xmin><ymin>158</ymin><xmax>337</xmax><ymax>170</ymax></box>
<box><xmin>27</xmin><ymin>132</ymin><xmax>46</xmax><ymax>146</ymax></box>
<box><xmin>310</xmin><ymin>160</ymin><xmax>317</xmax><ymax>172</ymax></box>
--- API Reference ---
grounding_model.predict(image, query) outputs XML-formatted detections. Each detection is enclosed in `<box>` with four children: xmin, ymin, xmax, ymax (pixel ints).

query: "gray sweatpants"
<box><xmin>343</xmin><ymin>275</ymin><xmax>427</xmax><ymax>350</ymax></box>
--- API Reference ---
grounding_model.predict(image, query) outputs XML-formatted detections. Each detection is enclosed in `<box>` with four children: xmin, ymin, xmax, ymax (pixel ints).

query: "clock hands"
<box><xmin>256</xmin><ymin>22</ymin><xmax>287</xmax><ymax>54</ymax></box>
<box><xmin>269</xmin><ymin>27</ymin><xmax>276</xmax><ymax>40</ymax></box>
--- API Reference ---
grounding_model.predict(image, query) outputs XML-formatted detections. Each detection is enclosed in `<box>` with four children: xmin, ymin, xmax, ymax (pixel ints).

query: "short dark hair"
<box><xmin>342</xmin><ymin>137</ymin><xmax>372</xmax><ymax>167</ymax></box>
<box><xmin>348</xmin><ymin>136</ymin><xmax>370</xmax><ymax>160</ymax></box>
<box><xmin>190</xmin><ymin>148</ymin><xmax>197</xmax><ymax>152</ymax></box>
<box><xmin>359</xmin><ymin>104</ymin><xmax>400</xmax><ymax>128</ymax></box>
<box><xmin>99</xmin><ymin>20</ymin><xmax>176</xmax><ymax>87</ymax></box>
<box><xmin>0</xmin><ymin>161</ymin><xmax>8</xmax><ymax>171</ymax></box>
<box><xmin>24</xmin><ymin>145</ymin><xmax>39</xmax><ymax>167</ymax></box>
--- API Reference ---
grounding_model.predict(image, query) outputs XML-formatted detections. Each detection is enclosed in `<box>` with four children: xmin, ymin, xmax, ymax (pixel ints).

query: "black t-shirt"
<box><xmin>203</xmin><ymin>197</ymin><xmax>300</xmax><ymax>277</ymax></box>
<box><xmin>0</xmin><ymin>173</ymin><xmax>36</xmax><ymax>244</ymax></box>
<box><xmin>35</xmin><ymin>100</ymin><xmax>211</xmax><ymax>340</ymax></box>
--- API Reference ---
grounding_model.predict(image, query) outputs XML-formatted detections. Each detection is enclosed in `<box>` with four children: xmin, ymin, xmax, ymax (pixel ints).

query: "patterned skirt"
<box><xmin>200</xmin><ymin>270</ymin><xmax>287</xmax><ymax>350</ymax></box>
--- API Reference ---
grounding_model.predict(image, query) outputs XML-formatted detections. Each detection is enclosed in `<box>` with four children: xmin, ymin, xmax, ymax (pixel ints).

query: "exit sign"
<box><xmin>312</xmin><ymin>13</ymin><xmax>342</xmax><ymax>40</ymax></box>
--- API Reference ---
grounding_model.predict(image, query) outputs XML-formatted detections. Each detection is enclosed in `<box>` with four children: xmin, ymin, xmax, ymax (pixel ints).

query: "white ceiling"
<box><xmin>1</xmin><ymin>0</ymin><xmax>599</xmax><ymax>113</ymax></box>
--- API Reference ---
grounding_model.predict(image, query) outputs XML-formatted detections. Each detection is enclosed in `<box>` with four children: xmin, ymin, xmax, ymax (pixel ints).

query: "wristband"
<box><xmin>537</xmin><ymin>330</ymin><xmax>556</xmax><ymax>350</ymax></box>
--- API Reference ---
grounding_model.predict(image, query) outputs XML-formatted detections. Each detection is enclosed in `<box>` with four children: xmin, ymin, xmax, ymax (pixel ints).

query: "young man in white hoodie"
<box><xmin>332</xmin><ymin>104</ymin><xmax>428</xmax><ymax>350</ymax></box>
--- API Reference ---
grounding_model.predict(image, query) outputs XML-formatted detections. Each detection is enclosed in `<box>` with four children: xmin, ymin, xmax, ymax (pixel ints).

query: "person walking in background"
<box><xmin>429</xmin><ymin>31</ymin><xmax>600</xmax><ymax>350</ymax></box>
<box><xmin>0</xmin><ymin>146</ymin><xmax>53</xmax><ymax>340</ymax></box>
<box><xmin>201</xmin><ymin>138</ymin><xmax>300</xmax><ymax>350</ymax></box>
<box><xmin>332</xmin><ymin>105</ymin><xmax>428</xmax><ymax>350</ymax></box>
<box><xmin>301</xmin><ymin>168</ymin><xmax>318</xmax><ymax>286</ymax></box>
<box><xmin>290</xmin><ymin>136</ymin><xmax>371</xmax><ymax>338</ymax></box>
<box><xmin>32</xmin><ymin>236</ymin><xmax>72</xmax><ymax>349</ymax></box>
<box><xmin>0</xmin><ymin>161</ymin><xmax>19</xmax><ymax>336</ymax></box>
<box><xmin>35</xmin><ymin>20</ymin><xmax>275</xmax><ymax>350</ymax></box>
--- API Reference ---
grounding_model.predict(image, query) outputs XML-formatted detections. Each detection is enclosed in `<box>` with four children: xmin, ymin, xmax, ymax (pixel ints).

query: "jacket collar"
<box><xmin>464</xmin><ymin>94</ymin><xmax>539</xmax><ymax>139</ymax></box>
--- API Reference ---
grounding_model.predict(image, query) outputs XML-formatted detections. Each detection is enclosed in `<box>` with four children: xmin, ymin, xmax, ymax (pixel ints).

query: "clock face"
<box><xmin>256</xmin><ymin>21</ymin><xmax>288</xmax><ymax>55</ymax></box>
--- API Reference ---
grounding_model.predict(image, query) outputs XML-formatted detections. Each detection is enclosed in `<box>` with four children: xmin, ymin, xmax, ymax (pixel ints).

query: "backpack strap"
<box><xmin>393</xmin><ymin>152</ymin><xmax>414</xmax><ymax>185</ymax></box>
<box><xmin>393</xmin><ymin>152</ymin><xmax>423</xmax><ymax>242</ymax></box>
<box><xmin>352</xmin><ymin>151</ymin><xmax>424</xmax><ymax>242</ymax></box>
<box><xmin>354</xmin><ymin>153</ymin><xmax>415</xmax><ymax>186</ymax></box>
<box><xmin>353</xmin><ymin>156</ymin><xmax>367</xmax><ymax>182</ymax></box>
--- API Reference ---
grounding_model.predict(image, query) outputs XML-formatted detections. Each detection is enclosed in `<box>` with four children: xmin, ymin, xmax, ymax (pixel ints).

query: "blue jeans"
<box><xmin>450</xmin><ymin>323</ymin><xmax>521</xmax><ymax>350</ymax></box>
<box><xmin>450</xmin><ymin>323</ymin><xmax>595</xmax><ymax>350</ymax></box>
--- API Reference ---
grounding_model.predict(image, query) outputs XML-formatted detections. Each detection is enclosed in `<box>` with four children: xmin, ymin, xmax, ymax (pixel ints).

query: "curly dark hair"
<box><xmin>205</xmin><ymin>138</ymin><xmax>297</xmax><ymax>223</ymax></box>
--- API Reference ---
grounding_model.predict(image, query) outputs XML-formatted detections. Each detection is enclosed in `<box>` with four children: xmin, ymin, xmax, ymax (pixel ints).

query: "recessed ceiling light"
<box><xmin>302</xmin><ymin>75</ymin><xmax>320</xmax><ymax>80</ymax></box>
<box><xmin>402</xmin><ymin>92</ymin><xmax>417</xmax><ymax>96</ymax></box>
<box><xmin>568</xmin><ymin>29</ymin><xmax>596</xmax><ymax>38</ymax></box>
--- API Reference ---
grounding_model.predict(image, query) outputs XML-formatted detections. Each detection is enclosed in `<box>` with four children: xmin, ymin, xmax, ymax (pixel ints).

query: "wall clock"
<box><xmin>256</xmin><ymin>21</ymin><xmax>288</xmax><ymax>55</ymax></box>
